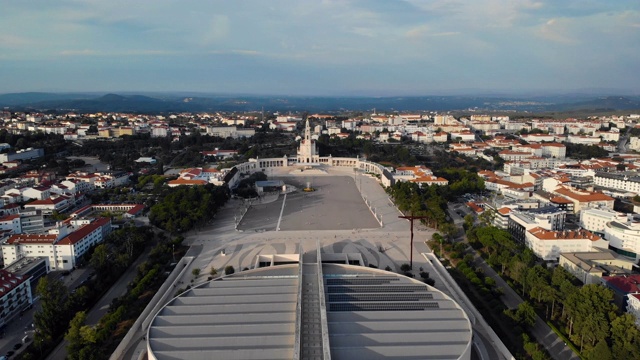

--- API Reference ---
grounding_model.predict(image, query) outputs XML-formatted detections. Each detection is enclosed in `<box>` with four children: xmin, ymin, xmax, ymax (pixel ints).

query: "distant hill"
<box><xmin>549</xmin><ymin>96</ymin><xmax>640</xmax><ymax>112</ymax></box>
<box><xmin>1</xmin><ymin>92</ymin><xmax>640</xmax><ymax>113</ymax></box>
<box><xmin>0</xmin><ymin>92</ymin><xmax>97</xmax><ymax>106</ymax></box>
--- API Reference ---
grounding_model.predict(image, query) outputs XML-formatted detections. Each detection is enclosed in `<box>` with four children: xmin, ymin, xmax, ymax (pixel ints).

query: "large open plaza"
<box><xmin>238</xmin><ymin>175</ymin><xmax>381</xmax><ymax>231</ymax></box>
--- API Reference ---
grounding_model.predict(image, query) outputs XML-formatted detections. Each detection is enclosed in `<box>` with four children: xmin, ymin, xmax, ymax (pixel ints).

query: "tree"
<box><xmin>515</xmin><ymin>301</ymin><xmax>537</xmax><ymax>328</ymax></box>
<box><xmin>65</xmin><ymin>311</ymin><xmax>97</xmax><ymax>360</ymax></box>
<box><xmin>34</xmin><ymin>277</ymin><xmax>70</xmax><ymax>344</ymax></box>
<box><xmin>224</xmin><ymin>265</ymin><xmax>235</xmax><ymax>275</ymax></box>
<box><xmin>90</xmin><ymin>244</ymin><xmax>110</xmax><ymax>276</ymax></box>
<box><xmin>463</xmin><ymin>214</ymin><xmax>474</xmax><ymax>230</ymax></box>
<box><xmin>66</xmin><ymin>311</ymin><xmax>87</xmax><ymax>355</ymax></box>
<box><xmin>209</xmin><ymin>267</ymin><xmax>218</xmax><ymax>277</ymax></box>
<box><xmin>192</xmin><ymin>268</ymin><xmax>201</xmax><ymax>277</ymax></box>
<box><xmin>585</xmin><ymin>339</ymin><xmax>612</xmax><ymax>360</ymax></box>
<box><xmin>400</xmin><ymin>263</ymin><xmax>411</xmax><ymax>272</ymax></box>
<box><xmin>610</xmin><ymin>313</ymin><xmax>640</xmax><ymax>359</ymax></box>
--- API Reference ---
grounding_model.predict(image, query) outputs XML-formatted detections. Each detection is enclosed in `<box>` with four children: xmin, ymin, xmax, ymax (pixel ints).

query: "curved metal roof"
<box><xmin>147</xmin><ymin>263</ymin><xmax>472</xmax><ymax>360</ymax></box>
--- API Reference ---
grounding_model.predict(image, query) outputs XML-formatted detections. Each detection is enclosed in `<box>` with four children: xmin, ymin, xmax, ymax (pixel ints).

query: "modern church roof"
<box><xmin>147</xmin><ymin>258</ymin><xmax>472</xmax><ymax>360</ymax></box>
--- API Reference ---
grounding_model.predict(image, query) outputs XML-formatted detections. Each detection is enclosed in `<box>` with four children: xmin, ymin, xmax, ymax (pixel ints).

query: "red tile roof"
<box><xmin>0</xmin><ymin>270</ymin><xmax>27</xmax><ymax>295</ymax></box>
<box><xmin>603</xmin><ymin>275</ymin><xmax>640</xmax><ymax>294</ymax></box>
<box><xmin>7</xmin><ymin>234</ymin><xmax>57</xmax><ymax>244</ymax></box>
<box><xmin>57</xmin><ymin>217</ymin><xmax>110</xmax><ymax>245</ymax></box>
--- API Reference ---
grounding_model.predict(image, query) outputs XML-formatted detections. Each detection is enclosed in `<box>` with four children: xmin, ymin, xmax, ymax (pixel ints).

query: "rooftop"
<box><xmin>148</xmin><ymin>261</ymin><xmax>472</xmax><ymax>360</ymax></box>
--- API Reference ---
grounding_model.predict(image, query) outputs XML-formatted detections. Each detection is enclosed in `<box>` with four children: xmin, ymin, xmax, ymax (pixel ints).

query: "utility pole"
<box><xmin>398</xmin><ymin>215</ymin><xmax>430</xmax><ymax>269</ymax></box>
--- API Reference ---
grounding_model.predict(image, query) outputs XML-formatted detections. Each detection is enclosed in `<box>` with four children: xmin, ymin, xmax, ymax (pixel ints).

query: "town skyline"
<box><xmin>1</xmin><ymin>1</ymin><xmax>639</xmax><ymax>95</ymax></box>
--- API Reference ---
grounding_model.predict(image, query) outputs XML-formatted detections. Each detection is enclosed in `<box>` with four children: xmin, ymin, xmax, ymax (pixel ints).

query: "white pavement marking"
<box><xmin>276</xmin><ymin>193</ymin><xmax>287</xmax><ymax>231</ymax></box>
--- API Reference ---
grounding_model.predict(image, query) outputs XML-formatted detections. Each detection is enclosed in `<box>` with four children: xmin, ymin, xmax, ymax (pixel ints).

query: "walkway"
<box><xmin>299</xmin><ymin>251</ymin><xmax>326</xmax><ymax>360</ymax></box>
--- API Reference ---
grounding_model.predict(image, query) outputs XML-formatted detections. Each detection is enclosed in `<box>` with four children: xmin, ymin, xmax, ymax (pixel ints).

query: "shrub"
<box><xmin>224</xmin><ymin>265</ymin><xmax>235</xmax><ymax>275</ymax></box>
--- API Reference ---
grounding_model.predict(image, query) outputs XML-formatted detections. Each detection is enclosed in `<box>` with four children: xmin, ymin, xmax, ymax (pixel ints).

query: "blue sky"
<box><xmin>0</xmin><ymin>0</ymin><xmax>639</xmax><ymax>96</ymax></box>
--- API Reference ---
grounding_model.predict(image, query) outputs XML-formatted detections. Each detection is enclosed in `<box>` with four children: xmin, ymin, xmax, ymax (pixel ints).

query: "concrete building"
<box><xmin>25</xmin><ymin>195</ymin><xmax>72</xmax><ymax>215</ymax></box>
<box><xmin>0</xmin><ymin>270</ymin><xmax>32</xmax><ymax>328</ymax></box>
<box><xmin>0</xmin><ymin>148</ymin><xmax>44</xmax><ymax>162</ymax></box>
<box><xmin>604</xmin><ymin>218</ymin><xmax>640</xmax><ymax>259</ymax></box>
<box><xmin>594</xmin><ymin>171</ymin><xmax>640</xmax><ymax>193</ymax></box>
<box><xmin>508</xmin><ymin>206</ymin><xmax>566</xmax><ymax>243</ymax></box>
<box><xmin>626</xmin><ymin>294</ymin><xmax>640</xmax><ymax>327</ymax></box>
<box><xmin>147</xmin><ymin>260</ymin><xmax>473</xmax><ymax>360</ymax></box>
<box><xmin>525</xmin><ymin>227</ymin><xmax>608</xmax><ymax>261</ymax></box>
<box><xmin>580</xmin><ymin>207</ymin><xmax>622</xmax><ymax>235</ymax></box>
<box><xmin>552</xmin><ymin>186</ymin><xmax>615</xmax><ymax>214</ymax></box>
<box><xmin>3</xmin><ymin>256</ymin><xmax>49</xmax><ymax>294</ymax></box>
<box><xmin>559</xmin><ymin>248</ymin><xmax>635</xmax><ymax>285</ymax></box>
<box><xmin>1</xmin><ymin>218</ymin><xmax>112</xmax><ymax>270</ymax></box>
<box><xmin>19</xmin><ymin>208</ymin><xmax>45</xmax><ymax>234</ymax></box>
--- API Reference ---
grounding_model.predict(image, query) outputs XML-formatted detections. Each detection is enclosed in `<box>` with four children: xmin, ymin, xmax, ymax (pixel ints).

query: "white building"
<box><xmin>25</xmin><ymin>195</ymin><xmax>72</xmax><ymax>214</ymax></box>
<box><xmin>594</xmin><ymin>172</ymin><xmax>640</xmax><ymax>193</ymax></box>
<box><xmin>580</xmin><ymin>207</ymin><xmax>622</xmax><ymax>234</ymax></box>
<box><xmin>604</xmin><ymin>218</ymin><xmax>640</xmax><ymax>259</ymax></box>
<box><xmin>525</xmin><ymin>227</ymin><xmax>608</xmax><ymax>261</ymax></box>
<box><xmin>1</xmin><ymin>218</ymin><xmax>112</xmax><ymax>270</ymax></box>
<box><xmin>0</xmin><ymin>214</ymin><xmax>21</xmax><ymax>233</ymax></box>
<box><xmin>151</xmin><ymin>127</ymin><xmax>169</xmax><ymax>138</ymax></box>
<box><xmin>0</xmin><ymin>270</ymin><xmax>32</xmax><ymax>328</ymax></box>
<box><xmin>627</xmin><ymin>294</ymin><xmax>640</xmax><ymax>327</ymax></box>
<box><xmin>22</xmin><ymin>186</ymin><xmax>51</xmax><ymax>201</ymax></box>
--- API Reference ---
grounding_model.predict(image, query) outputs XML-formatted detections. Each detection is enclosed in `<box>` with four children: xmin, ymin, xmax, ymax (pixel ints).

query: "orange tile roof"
<box><xmin>498</xmin><ymin>207</ymin><xmax>512</xmax><ymax>215</ymax></box>
<box><xmin>554</xmin><ymin>187</ymin><xmax>614</xmax><ymax>202</ymax></box>
<box><xmin>529</xmin><ymin>227</ymin><xmax>601</xmax><ymax>241</ymax></box>
<box><xmin>168</xmin><ymin>178</ymin><xmax>207</xmax><ymax>186</ymax></box>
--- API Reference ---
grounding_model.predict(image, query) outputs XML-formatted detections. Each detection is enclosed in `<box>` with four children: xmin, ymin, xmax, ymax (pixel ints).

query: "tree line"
<box><xmin>149</xmin><ymin>184</ymin><xmax>230</xmax><ymax>233</ymax></box>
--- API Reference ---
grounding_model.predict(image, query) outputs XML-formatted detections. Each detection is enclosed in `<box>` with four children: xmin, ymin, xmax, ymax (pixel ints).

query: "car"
<box><xmin>12</xmin><ymin>343</ymin><xmax>21</xmax><ymax>350</ymax></box>
<box><xmin>6</xmin><ymin>350</ymin><xmax>14</xmax><ymax>357</ymax></box>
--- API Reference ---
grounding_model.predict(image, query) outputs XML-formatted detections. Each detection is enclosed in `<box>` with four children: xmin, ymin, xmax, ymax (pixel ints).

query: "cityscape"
<box><xmin>1</xmin><ymin>1</ymin><xmax>640</xmax><ymax>360</ymax></box>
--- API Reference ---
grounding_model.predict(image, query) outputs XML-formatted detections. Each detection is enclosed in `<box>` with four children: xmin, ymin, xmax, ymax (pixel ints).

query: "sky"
<box><xmin>0</xmin><ymin>0</ymin><xmax>639</xmax><ymax>96</ymax></box>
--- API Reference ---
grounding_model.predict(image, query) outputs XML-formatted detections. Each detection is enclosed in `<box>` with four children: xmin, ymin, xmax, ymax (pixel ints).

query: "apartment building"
<box><xmin>594</xmin><ymin>171</ymin><xmax>640</xmax><ymax>193</ymax></box>
<box><xmin>525</xmin><ymin>227</ymin><xmax>608</xmax><ymax>261</ymax></box>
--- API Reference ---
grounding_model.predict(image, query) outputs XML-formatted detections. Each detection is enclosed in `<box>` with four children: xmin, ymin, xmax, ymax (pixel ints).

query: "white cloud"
<box><xmin>0</xmin><ymin>34</ymin><xmax>33</xmax><ymax>48</ymax></box>
<box><xmin>536</xmin><ymin>18</ymin><xmax>578</xmax><ymax>44</ymax></box>
<box><xmin>58</xmin><ymin>49</ymin><xmax>177</xmax><ymax>56</ymax></box>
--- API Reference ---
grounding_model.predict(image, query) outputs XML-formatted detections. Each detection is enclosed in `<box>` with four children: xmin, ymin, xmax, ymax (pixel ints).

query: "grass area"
<box><xmin>546</xmin><ymin>321</ymin><xmax>583</xmax><ymax>360</ymax></box>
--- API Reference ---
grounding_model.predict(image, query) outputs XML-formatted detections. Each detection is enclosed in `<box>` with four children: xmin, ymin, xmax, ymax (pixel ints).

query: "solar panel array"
<box><xmin>326</xmin><ymin>276</ymin><xmax>439</xmax><ymax>312</ymax></box>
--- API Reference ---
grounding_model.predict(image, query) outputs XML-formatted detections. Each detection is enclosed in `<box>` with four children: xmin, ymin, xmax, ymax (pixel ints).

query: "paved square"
<box><xmin>237</xmin><ymin>175</ymin><xmax>381</xmax><ymax>231</ymax></box>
